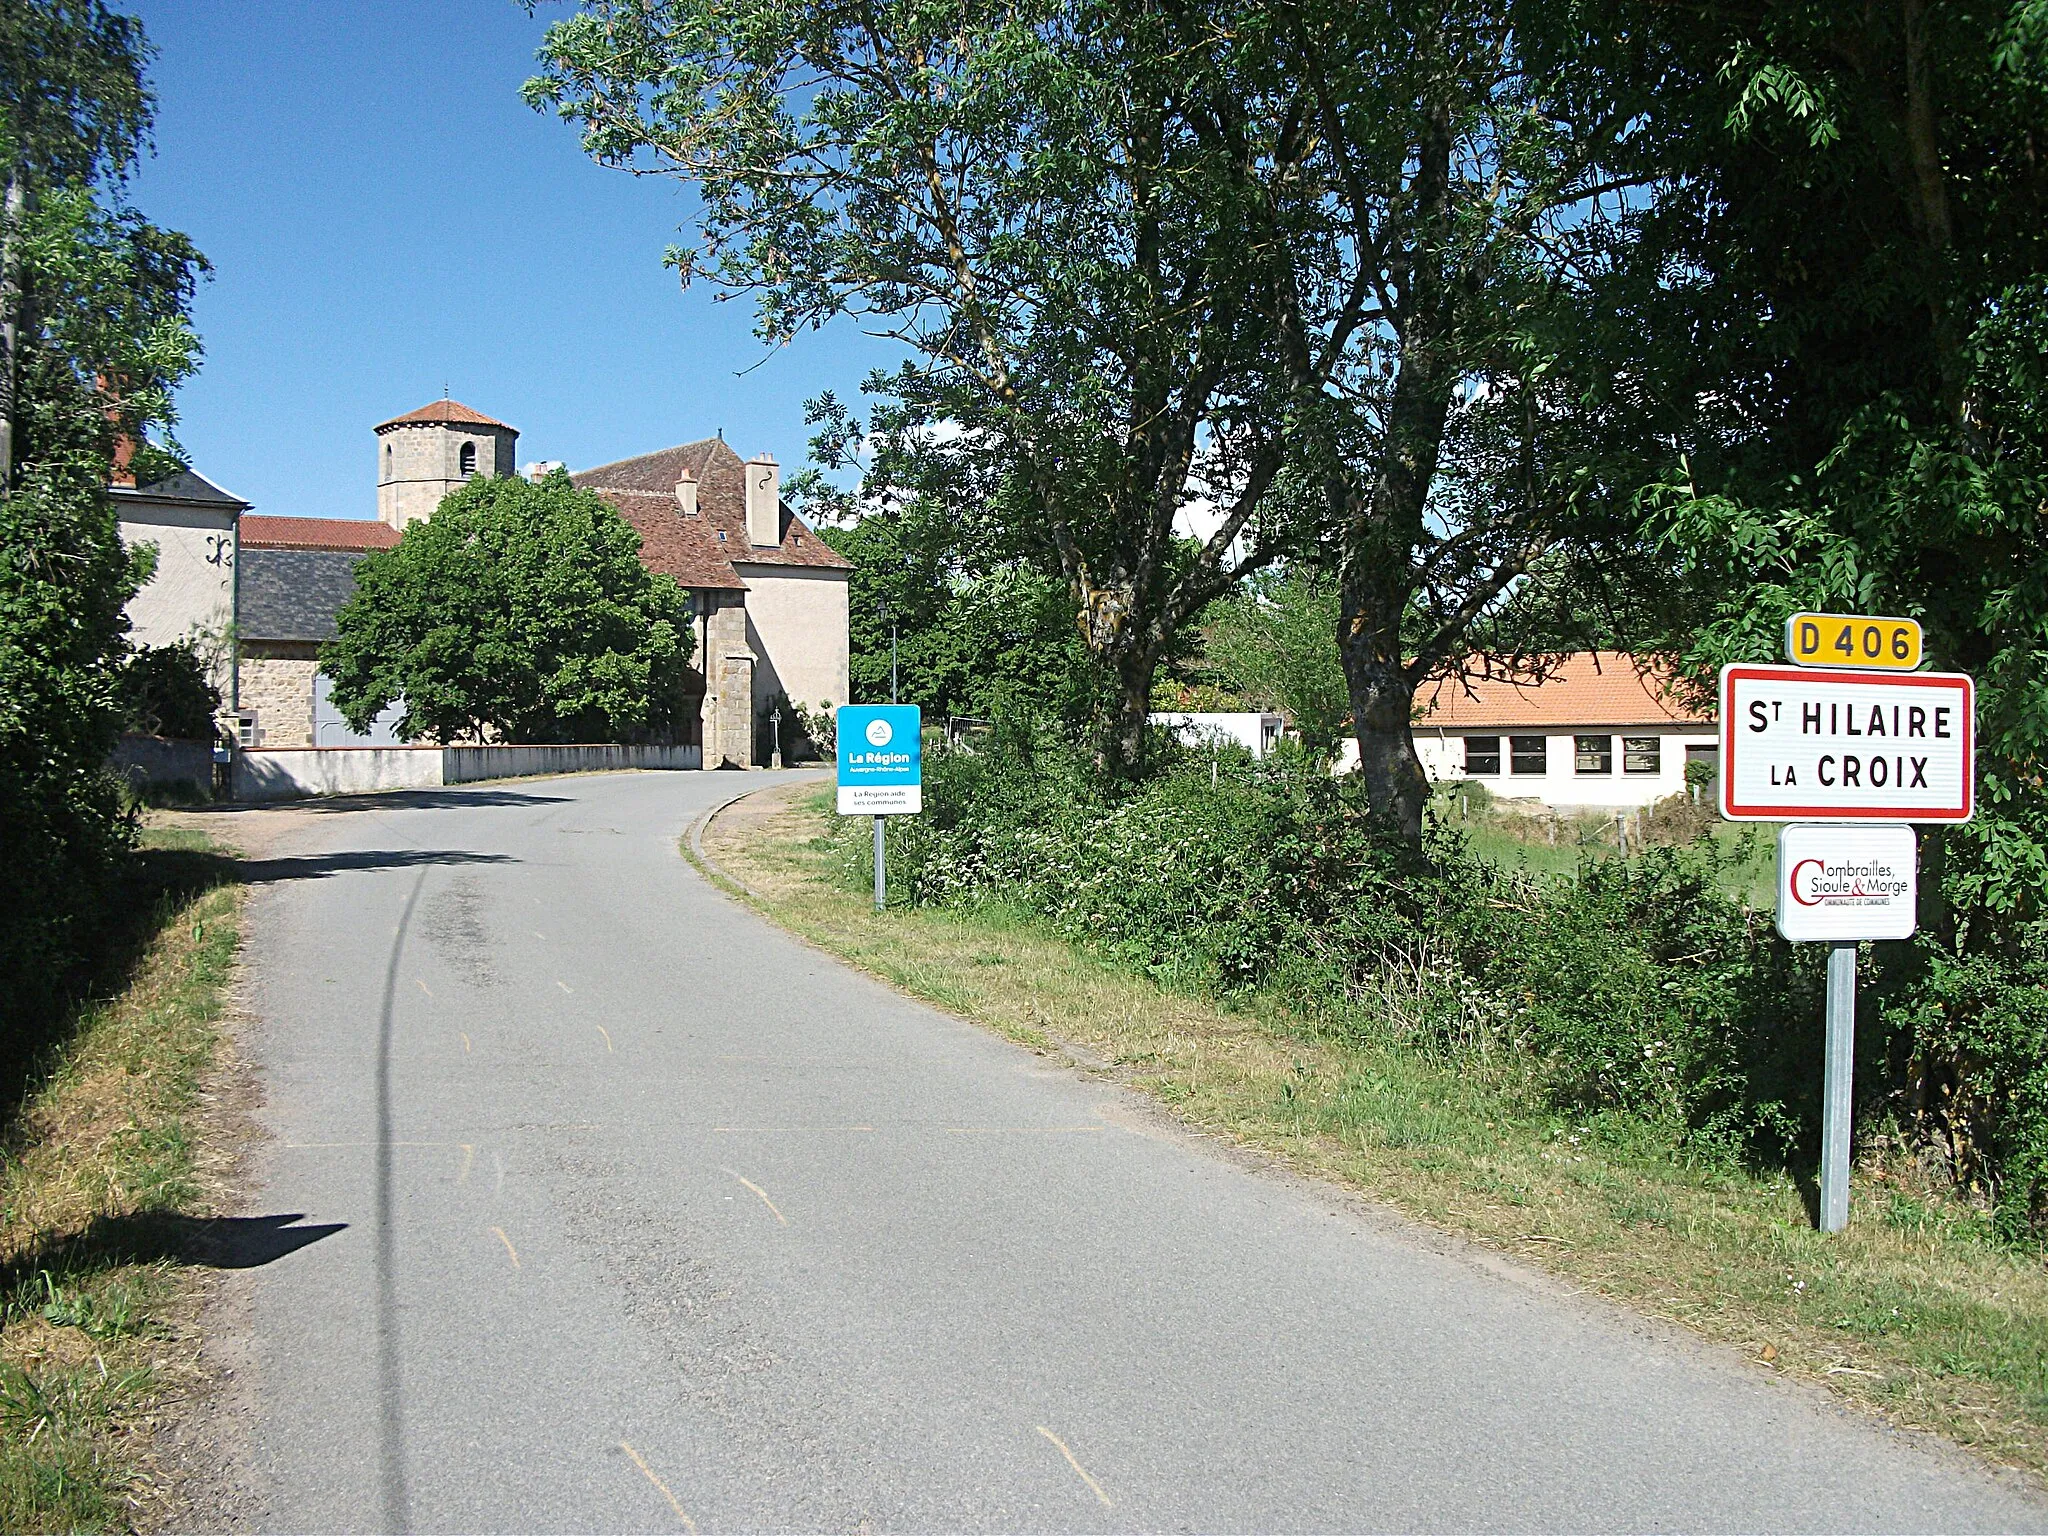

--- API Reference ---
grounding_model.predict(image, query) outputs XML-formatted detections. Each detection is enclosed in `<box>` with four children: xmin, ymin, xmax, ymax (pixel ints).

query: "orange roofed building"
<box><xmin>1405</xmin><ymin>651</ymin><xmax>1718</xmax><ymax>809</ymax></box>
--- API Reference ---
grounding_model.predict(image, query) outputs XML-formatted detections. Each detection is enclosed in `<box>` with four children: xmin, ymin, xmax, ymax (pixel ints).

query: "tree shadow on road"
<box><xmin>179</xmin><ymin>787</ymin><xmax>572</xmax><ymax>817</ymax></box>
<box><xmin>239</xmin><ymin>848</ymin><xmax>519</xmax><ymax>885</ymax></box>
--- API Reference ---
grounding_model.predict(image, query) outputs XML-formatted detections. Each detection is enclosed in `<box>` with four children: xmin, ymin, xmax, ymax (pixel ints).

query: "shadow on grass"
<box><xmin>0</xmin><ymin>842</ymin><xmax>241</xmax><ymax>1148</ymax></box>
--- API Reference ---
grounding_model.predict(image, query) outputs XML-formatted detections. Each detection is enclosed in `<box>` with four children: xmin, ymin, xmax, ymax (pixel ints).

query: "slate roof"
<box><xmin>572</xmin><ymin>437</ymin><xmax>850</xmax><ymax>592</ymax></box>
<box><xmin>238</xmin><ymin>547</ymin><xmax>365</xmax><ymax>643</ymax></box>
<box><xmin>111</xmin><ymin>468</ymin><xmax>250</xmax><ymax>510</ymax></box>
<box><xmin>240</xmin><ymin>516</ymin><xmax>398</xmax><ymax>552</ymax></box>
<box><xmin>1417</xmin><ymin>652</ymin><xmax>1713</xmax><ymax>730</ymax></box>
<box><xmin>375</xmin><ymin>398</ymin><xmax>516</xmax><ymax>432</ymax></box>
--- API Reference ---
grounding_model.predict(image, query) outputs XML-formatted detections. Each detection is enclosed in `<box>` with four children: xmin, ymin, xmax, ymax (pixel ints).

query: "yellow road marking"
<box><xmin>416</xmin><ymin>978</ymin><xmax>432</xmax><ymax>997</ymax></box>
<box><xmin>619</xmin><ymin>1440</ymin><xmax>696</xmax><ymax>1532</ymax></box>
<box><xmin>489</xmin><ymin>1226</ymin><xmax>521</xmax><ymax>1269</ymax></box>
<box><xmin>723</xmin><ymin>1168</ymin><xmax>788</xmax><ymax>1225</ymax></box>
<box><xmin>594</xmin><ymin>1025</ymin><xmax>614</xmax><ymax>1053</ymax></box>
<box><xmin>1037</xmin><ymin>1425</ymin><xmax>1113</xmax><ymax>1507</ymax></box>
<box><xmin>458</xmin><ymin>1031</ymin><xmax>471</xmax><ymax>1053</ymax></box>
<box><xmin>557</xmin><ymin>979</ymin><xmax>573</xmax><ymax>994</ymax></box>
<box><xmin>457</xmin><ymin>1144</ymin><xmax>474</xmax><ymax>1184</ymax></box>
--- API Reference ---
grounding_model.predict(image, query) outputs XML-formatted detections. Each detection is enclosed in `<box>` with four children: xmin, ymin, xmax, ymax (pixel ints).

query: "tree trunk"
<box><xmin>0</xmin><ymin>168</ymin><xmax>24</xmax><ymax>497</ymax></box>
<box><xmin>1344</xmin><ymin>653</ymin><xmax>1429</xmax><ymax>841</ymax></box>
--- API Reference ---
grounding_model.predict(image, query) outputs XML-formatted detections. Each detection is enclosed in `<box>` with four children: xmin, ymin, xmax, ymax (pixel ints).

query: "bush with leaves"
<box><xmin>116</xmin><ymin>639</ymin><xmax>219</xmax><ymax>739</ymax></box>
<box><xmin>845</xmin><ymin>746</ymin><xmax>2010</xmax><ymax>1191</ymax></box>
<box><xmin>0</xmin><ymin>1</ymin><xmax>207</xmax><ymax>1036</ymax></box>
<box><xmin>323</xmin><ymin>472</ymin><xmax>695</xmax><ymax>745</ymax></box>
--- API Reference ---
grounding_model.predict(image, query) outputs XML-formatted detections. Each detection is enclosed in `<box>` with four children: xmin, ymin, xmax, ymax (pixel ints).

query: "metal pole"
<box><xmin>891</xmin><ymin>621</ymin><xmax>899</xmax><ymax>705</ymax></box>
<box><xmin>873</xmin><ymin>815</ymin><xmax>886</xmax><ymax>911</ymax></box>
<box><xmin>1820</xmin><ymin>941</ymin><xmax>1857</xmax><ymax>1232</ymax></box>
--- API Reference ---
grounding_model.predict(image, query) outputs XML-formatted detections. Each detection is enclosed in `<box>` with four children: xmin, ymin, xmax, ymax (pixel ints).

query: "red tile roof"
<box><xmin>374</xmin><ymin>398</ymin><xmax>516</xmax><ymax>432</ymax></box>
<box><xmin>574</xmin><ymin>437</ymin><xmax>850</xmax><ymax>592</ymax></box>
<box><xmin>240</xmin><ymin>515</ymin><xmax>398</xmax><ymax>552</ymax></box>
<box><xmin>1417</xmin><ymin>652</ymin><xmax>1712</xmax><ymax>730</ymax></box>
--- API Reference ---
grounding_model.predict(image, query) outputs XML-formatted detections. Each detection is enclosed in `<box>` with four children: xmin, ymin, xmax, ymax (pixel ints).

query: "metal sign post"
<box><xmin>1724</xmin><ymin>617</ymin><xmax>1973</xmax><ymax>1234</ymax></box>
<box><xmin>836</xmin><ymin>704</ymin><xmax>922</xmax><ymax>912</ymax></box>
<box><xmin>1775</xmin><ymin>823</ymin><xmax>1916</xmax><ymax>1231</ymax></box>
<box><xmin>1821</xmin><ymin>942</ymin><xmax>1858</xmax><ymax>1232</ymax></box>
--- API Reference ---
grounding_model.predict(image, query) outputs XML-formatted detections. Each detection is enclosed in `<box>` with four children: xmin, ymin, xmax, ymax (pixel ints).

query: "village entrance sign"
<box><xmin>1718</xmin><ymin>618</ymin><xmax>1974</xmax><ymax>1233</ymax></box>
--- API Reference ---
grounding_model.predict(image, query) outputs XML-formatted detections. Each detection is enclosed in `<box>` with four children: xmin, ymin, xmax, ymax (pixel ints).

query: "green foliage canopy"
<box><xmin>820</xmin><ymin>501</ymin><xmax>1087</xmax><ymax>721</ymax></box>
<box><xmin>1198</xmin><ymin>569</ymin><xmax>1350</xmax><ymax>758</ymax></box>
<box><xmin>323</xmin><ymin>473</ymin><xmax>696</xmax><ymax>746</ymax></box>
<box><xmin>0</xmin><ymin>1</ymin><xmax>205</xmax><ymax>1028</ymax></box>
<box><xmin>527</xmin><ymin>0</ymin><xmax>1320</xmax><ymax>774</ymax></box>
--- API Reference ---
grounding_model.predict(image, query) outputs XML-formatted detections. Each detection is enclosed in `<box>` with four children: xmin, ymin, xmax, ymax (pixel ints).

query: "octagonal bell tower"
<box><xmin>374</xmin><ymin>398</ymin><xmax>520</xmax><ymax>528</ymax></box>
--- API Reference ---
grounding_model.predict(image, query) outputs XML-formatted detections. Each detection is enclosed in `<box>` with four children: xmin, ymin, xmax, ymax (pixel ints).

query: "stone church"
<box><xmin>229</xmin><ymin>399</ymin><xmax>850</xmax><ymax>764</ymax></box>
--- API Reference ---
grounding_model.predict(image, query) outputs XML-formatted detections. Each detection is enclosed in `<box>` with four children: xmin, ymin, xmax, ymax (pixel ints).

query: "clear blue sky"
<box><xmin>123</xmin><ymin>0</ymin><xmax>902</xmax><ymax>522</ymax></box>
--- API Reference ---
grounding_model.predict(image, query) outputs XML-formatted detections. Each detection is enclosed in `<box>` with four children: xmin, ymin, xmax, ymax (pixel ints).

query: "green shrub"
<box><xmin>839</xmin><ymin>736</ymin><xmax>2048</xmax><ymax>1228</ymax></box>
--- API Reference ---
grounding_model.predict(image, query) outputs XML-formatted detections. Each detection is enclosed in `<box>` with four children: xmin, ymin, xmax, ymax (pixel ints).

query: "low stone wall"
<box><xmin>233</xmin><ymin>742</ymin><xmax>704</xmax><ymax>801</ymax></box>
<box><xmin>443</xmin><ymin>743</ymin><xmax>701</xmax><ymax>782</ymax></box>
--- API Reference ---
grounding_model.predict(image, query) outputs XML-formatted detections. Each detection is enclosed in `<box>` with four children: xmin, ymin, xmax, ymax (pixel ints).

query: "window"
<box><xmin>1509</xmin><ymin>735</ymin><xmax>1547</xmax><ymax>775</ymax></box>
<box><xmin>1574</xmin><ymin>734</ymin><xmax>1613</xmax><ymax>774</ymax></box>
<box><xmin>459</xmin><ymin>441</ymin><xmax>478</xmax><ymax>476</ymax></box>
<box><xmin>1623</xmin><ymin>736</ymin><xmax>1662</xmax><ymax>774</ymax></box>
<box><xmin>1463</xmin><ymin>735</ymin><xmax>1500</xmax><ymax>775</ymax></box>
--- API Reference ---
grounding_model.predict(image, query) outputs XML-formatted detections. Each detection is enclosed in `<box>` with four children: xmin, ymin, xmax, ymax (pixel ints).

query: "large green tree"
<box><xmin>1610</xmin><ymin>2</ymin><xmax>2048</xmax><ymax>1225</ymax></box>
<box><xmin>526</xmin><ymin>0</ymin><xmax>1316</xmax><ymax>775</ymax></box>
<box><xmin>1230</xmin><ymin>0</ymin><xmax>1676</xmax><ymax>839</ymax></box>
<box><xmin>0</xmin><ymin>0</ymin><xmax>204</xmax><ymax>1031</ymax></box>
<box><xmin>324</xmin><ymin>472</ymin><xmax>697</xmax><ymax>746</ymax></box>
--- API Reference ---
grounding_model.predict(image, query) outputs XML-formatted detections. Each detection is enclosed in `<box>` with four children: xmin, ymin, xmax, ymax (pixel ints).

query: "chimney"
<box><xmin>675</xmin><ymin>467</ymin><xmax>699</xmax><ymax>516</ymax></box>
<box><xmin>523</xmin><ymin>460</ymin><xmax>564</xmax><ymax>483</ymax></box>
<box><xmin>99</xmin><ymin>374</ymin><xmax>137</xmax><ymax>487</ymax></box>
<box><xmin>745</xmin><ymin>453</ymin><xmax>779</xmax><ymax>546</ymax></box>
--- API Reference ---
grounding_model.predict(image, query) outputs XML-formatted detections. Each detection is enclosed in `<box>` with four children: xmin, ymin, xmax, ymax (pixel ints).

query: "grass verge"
<box><xmin>0</xmin><ymin>823</ymin><xmax>243</xmax><ymax>1532</ymax></box>
<box><xmin>698</xmin><ymin>782</ymin><xmax>2048</xmax><ymax>1481</ymax></box>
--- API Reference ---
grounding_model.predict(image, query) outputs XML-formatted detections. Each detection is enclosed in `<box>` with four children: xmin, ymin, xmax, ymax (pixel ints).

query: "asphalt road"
<box><xmin>228</xmin><ymin>769</ymin><xmax>2046</xmax><ymax>1533</ymax></box>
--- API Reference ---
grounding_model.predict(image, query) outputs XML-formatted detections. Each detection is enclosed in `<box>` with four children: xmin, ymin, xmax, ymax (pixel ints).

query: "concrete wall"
<box><xmin>443</xmin><ymin>744</ymin><xmax>702</xmax><ymax>782</ymax></box>
<box><xmin>110</xmin><ymin>734</ymin><xmax>214</xmax><ymax>795</ymax></box>
<box><xmin>234</xmin><ymin>742</ymin><xmax>704</xmax><ymax>801</ymax></box>
<box><xmin>738</xmin><ymin>564</ymin><xmax>851</xmax><ymax>720</ymax></box>
<box><xmin>235</xmin><ymin>746</ymin><xmax>444</xmax><ymax>801</ymax></box>
<box><xmin>238</xmin><ymin>645</ymin><xmax>320</xmax><ymax>747</ymax></box>
<box><xmin>119</xmin><ymin>503</ymin><xmax>235</xmax><ymax>661</ymax></box>
<box><xmin>1411</xmin><ymin>728</ymin><xmax>1719</xmax><ymax>809</ymax></box>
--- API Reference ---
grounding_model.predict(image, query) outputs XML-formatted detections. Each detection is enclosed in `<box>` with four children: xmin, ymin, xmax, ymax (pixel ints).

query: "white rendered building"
<box><xmin>1341</xmin><ymin>652</ymin><xmax>1718</xmax><ymax>810</ymax></box>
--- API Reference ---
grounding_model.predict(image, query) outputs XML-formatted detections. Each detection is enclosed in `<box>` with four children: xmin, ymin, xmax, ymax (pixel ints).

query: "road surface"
<box><xmin>221</xmin><ymin>769</ymin><xmax>2045</xmax><ymax>1532</ymax></box>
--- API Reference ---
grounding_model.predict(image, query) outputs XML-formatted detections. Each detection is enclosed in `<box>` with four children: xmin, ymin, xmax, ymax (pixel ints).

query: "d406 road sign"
<box><xmin>1719</xmin><ymin>664</ymin><xmax>1973</xmax><ymax>822</ymax></box>
<box><xmin>1784</xmin><ymin>611</ymin><xmax>1923</xmax><ymax>671</ymax></box>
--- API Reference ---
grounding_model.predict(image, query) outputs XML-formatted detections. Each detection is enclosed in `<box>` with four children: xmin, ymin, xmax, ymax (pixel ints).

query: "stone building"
<box><xmin>571</xmin><ymin>438</ymin><xmax>851</xmax><ymax>768</ymax></box>
<box><xmin>376</xmin><ymin>399</ymin><xmax>519</xmax><ymax>528</ymax></box>
<box><xmin>232</xmin><ymin>398</ymin><xmax>850</xmax><ymax>763</ymax></box>
<box><xmin>234</xmin><ymin>516</ymin><xmax>399</xmax><ymax>746</ymax></box>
